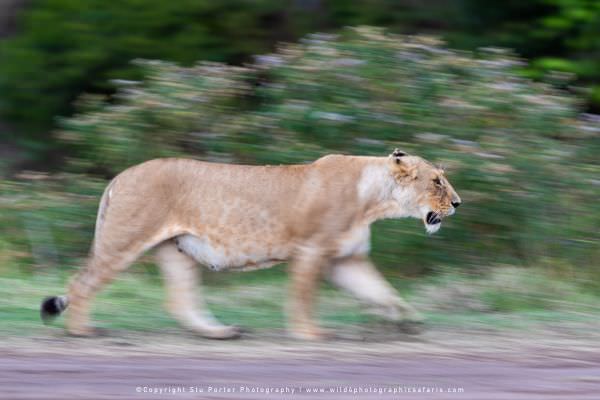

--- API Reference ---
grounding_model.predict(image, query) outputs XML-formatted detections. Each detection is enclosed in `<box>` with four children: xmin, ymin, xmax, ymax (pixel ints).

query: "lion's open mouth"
<box><xmin>424</xmin><ymin>211</ymin><xmax>442</xmax><ymax>234</ymax></box>
<box><xmin>426</xmin><ymin>211</ymin><xmax>442</xmax><ymax>225</ymax></box>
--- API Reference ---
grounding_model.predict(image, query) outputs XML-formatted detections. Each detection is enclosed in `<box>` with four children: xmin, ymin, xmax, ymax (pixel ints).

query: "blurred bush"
<box><xmin>0</xmin><ymin>0</ymin><xmax>289</xmax><ymax>147</ymax></box>
<box><xmin>0</xmin><ymin>173</ymin><xmax>104</xmax><ymax>274</ymax></box>
<box><xmin>0</xmin><ymin>0</ymin><xmax>417</xmax><ymax>155</ymax></box>
<box><xmin>45</xmin><ymin>27</ymin><xmax>598</xmax><ymax>278</ymax></box>
<box><xmin>2</xmin><ymin>0</ymin><xmax>600</xmax><ymax>161</ymax></box>
<box><xmin>450</xmin><ymin>0</ymin><xmax>600</xmax><ymax>110</ymax></box>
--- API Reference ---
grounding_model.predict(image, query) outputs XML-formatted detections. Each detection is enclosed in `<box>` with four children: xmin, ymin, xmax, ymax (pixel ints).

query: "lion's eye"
<box><xmin>433</xmin><ymin>177</ymin><xmax>442</xmax><ymax>186</ymax></box>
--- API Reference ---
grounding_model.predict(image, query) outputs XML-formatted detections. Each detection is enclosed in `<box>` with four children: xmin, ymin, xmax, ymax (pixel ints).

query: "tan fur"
<box><xmin>64</xmin><ymin>151</ymin><xmax>461</xmax><ymax>339</ymax></box>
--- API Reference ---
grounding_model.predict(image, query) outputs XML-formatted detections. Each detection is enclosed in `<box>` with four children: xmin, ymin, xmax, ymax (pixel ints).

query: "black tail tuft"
<box><xmin>40</xmin><ymin>296</ymin><xmax>68</xmax><ymax>325</ymax></box>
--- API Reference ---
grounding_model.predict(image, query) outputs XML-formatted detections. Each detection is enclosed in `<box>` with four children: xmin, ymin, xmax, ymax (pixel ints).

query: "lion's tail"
<box><xmin>40</xmin><ymin>295</ymin><xmax>69</xmax><ymax>325</ymax></box>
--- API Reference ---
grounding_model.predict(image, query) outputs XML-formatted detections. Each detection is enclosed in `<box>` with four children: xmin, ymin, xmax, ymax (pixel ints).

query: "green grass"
<box><xmin>0</xmin><ymin>266</ymin><xmax>371</xmax><ymax>335</ymax></box>
<box><xmin>2</xmin><ymin>265</ymin><xmax>599</xmax><ymax>337</ymax></box>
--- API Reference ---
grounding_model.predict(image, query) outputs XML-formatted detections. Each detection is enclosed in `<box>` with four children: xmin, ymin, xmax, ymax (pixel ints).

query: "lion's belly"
<box><xmin>175</xmin><ymin>234</ymin><xmax>289</xmax><ymax>271</ymax></box>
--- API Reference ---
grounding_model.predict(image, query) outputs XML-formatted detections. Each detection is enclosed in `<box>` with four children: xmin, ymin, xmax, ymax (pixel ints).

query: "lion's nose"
<box><xmin>451</xmin><ymin>201</ymin><xmax>461</xmax><ymax>208</ymax></box>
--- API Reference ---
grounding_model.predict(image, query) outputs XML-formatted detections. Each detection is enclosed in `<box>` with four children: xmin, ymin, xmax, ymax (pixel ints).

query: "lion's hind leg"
<box><xmin>65</xmin><ymin>250</ymin><xmax>140</xmax><ymax>336</ymax></box>
<box><xmin>155</xmin><ymin>241</ymin><xmax>240</xmax><ymax>339</ymax></box>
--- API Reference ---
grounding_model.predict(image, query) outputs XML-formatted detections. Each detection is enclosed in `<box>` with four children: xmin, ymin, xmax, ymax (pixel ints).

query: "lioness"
<box><xmin>41</xmin><ymin>149</ymin><xmax>461</xmax><ymax>340</ymax></box>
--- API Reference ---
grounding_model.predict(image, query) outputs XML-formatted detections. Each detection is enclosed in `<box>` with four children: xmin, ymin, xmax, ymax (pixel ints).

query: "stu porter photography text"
<box><xmin>136</xmin><ymin>385</ymin><xmax>466</xmax><ymax>395</ymax></box>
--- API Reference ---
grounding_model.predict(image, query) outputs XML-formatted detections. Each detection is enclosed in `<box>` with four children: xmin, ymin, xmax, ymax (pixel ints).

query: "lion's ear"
<box><xmin>391</xmin><ymin>148</ymin><xmax>407</xmax><ymax>164</ymax></box>
<box><xmin>389</xmin><ymin>150</ymin><xmax>417</xmax><ymax>180</ymax></box>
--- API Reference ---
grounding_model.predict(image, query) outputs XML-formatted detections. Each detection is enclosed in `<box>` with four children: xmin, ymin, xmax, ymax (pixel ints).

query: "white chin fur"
<box><xmin>425</xmin><ymin>223</ymin><xmax>441</xmax><ymax>234</ymax></box>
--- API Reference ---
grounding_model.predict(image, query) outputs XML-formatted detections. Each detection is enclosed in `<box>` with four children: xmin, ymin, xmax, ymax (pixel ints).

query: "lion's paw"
<box><xmin>200</xmin><ymin>325</ymin><xmax>242</xmax><ymax>340</ymax></box>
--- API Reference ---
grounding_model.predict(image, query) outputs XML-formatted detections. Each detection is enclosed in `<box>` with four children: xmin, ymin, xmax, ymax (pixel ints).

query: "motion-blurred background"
<box><xmin>1</xmin><ymin>1</ymin><xmax>599</xmax><ymax>333</ymax></box>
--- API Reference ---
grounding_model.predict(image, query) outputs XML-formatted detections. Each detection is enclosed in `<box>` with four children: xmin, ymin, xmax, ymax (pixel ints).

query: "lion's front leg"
<box><xmin>328</xmin><ymin>255</ymin><xmax>425</xmax><ymax>332</ymax></box>
<box><xmin>287</xmin><ymin>248</ymin><xmax>330</xmax><ymax>341</ymax></box>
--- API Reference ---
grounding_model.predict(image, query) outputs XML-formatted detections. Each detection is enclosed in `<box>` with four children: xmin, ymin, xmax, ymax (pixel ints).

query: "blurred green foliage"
<box><xmin>0</xmin><ymin>0</ymin><xmax>289</xmax><ymax>146</ymax></box>
<box><xmin>3</xmin><ymin>28</ymin><xmax>598</xmax><ymax>283</ymax></box>
<box><xmin>449</xmin><ymin>0</ymin><xmax>600</xmax><ymax>108</ymax></box>
<box><xmin>1</xmin><ymin>0</ymin><xmax>600</xmax><ymax>159</ymax></box>
<box><xmin>0</xmin><ymin>174</ymin><xmax>104</xmax><ymax>274</ymax></box>
<box><xmin>0</xmin><ymin>0</ymin><xmax>419</xmax><ymax>151</ymax></box>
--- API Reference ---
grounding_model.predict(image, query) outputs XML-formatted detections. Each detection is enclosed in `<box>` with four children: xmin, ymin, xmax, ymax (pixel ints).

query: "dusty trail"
<box><xmin>2</xmin><ymin>353</ymin><xmax>600</xmax><ymax>399</ymax></box>
<box><xmin>1</xmin><ymin>323</ymin><xmax>599</xmax><ymax>399</ymax></box>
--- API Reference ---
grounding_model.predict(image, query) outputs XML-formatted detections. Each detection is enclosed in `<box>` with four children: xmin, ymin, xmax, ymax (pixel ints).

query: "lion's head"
<box><xmin>388</xmin><ymin>149</ymin><xmax>461</xmax><ymax>234</ymax></box>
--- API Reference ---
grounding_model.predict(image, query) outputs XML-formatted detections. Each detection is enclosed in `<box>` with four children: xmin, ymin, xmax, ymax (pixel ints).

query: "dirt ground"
<box><xmin>2</xmin><ymin>322</ymin><xmax>600</xmax><ymax>399</ymax></box>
